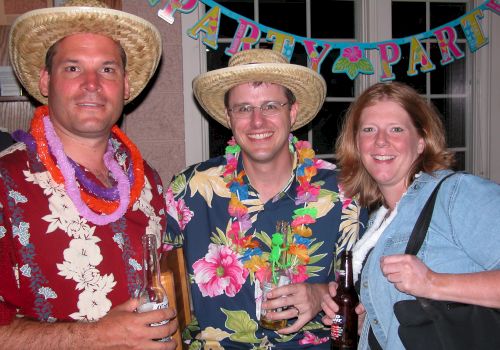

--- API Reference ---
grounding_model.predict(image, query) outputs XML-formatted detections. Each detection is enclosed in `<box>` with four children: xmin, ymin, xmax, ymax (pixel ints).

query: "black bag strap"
<box><xmin>405</xmin><ymin>173</ymin><xmax>456</xmax><ymax>255</ymax></box>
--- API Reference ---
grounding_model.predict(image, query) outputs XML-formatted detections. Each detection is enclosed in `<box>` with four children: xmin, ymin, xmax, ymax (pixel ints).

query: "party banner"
<box><xmin>148</xmin><ymin>0</ymin><xmax>499</xmax><ymax>81</ymax></box>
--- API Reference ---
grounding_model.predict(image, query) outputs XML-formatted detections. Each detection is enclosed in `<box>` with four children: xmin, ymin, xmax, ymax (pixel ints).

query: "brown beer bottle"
<box><xmin>331</xmin><ymin>250</ymin><xmax>358</xmax><ymax>350</ymax></box>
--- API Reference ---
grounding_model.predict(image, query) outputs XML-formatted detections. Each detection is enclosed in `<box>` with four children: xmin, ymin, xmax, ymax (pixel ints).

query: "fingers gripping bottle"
<box><xmin>137</xmin><ymin>233</ymin><xmax>170</xmax><ymax>342</ymax></box>
<box><xmin>331</xmin><ymin>250</ymin><xmax>358</xmax><ymax>350</ymax></box>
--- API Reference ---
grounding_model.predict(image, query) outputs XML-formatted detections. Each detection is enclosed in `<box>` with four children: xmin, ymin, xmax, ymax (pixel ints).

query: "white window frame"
<box><xmin>181</xmin><ymin>0</ymin><xmax>500</xmax><ymax>180</ymax></box>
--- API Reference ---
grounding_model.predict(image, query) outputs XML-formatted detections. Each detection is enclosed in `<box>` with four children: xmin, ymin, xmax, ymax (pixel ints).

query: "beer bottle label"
<box><xmin>331</xmin><ymin>314</ymin><xmax>345</xmax><ymax>340</ymax></box>
<box><xmin>137</xmin><ymin>301</ymin><xmax>171</xmax><ymax>342</ymax></box>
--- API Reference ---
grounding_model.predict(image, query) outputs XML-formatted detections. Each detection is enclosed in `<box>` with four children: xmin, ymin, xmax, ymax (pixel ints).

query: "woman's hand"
<box><xmin>321</xmin><ymin>282</ymin><xmax>365</xmax><ymax>335</ymax></box>
<box><xmin>380</xmin><ymin>254</ymin><xmax>435</xmax><ymax>297</ymax></box>
<box><xmin>261</xmin><ymin>282</ymin><xmax>328</xmax><ymax>334</ymax></box>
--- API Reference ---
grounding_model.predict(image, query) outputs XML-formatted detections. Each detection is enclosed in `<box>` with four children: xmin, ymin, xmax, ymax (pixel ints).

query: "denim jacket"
<box><xmin>358</xmin><ymin>170</ymin><xmax>500</xmax><ymax>349</ymax></box>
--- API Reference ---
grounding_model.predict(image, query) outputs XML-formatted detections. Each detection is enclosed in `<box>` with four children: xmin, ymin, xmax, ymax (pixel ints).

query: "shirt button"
<box><xmin>363</xmin><ymin>281</ymin><xmax>368</xmax><ymax>288</ymax></box>
<box><xmin>373</xmin><ymin>319</ymin><xmax>379</xmax><ymax>325</ymax></box>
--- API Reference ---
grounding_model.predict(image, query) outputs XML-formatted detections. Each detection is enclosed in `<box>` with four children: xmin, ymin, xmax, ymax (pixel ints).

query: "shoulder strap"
<box><xmin>404</xmin><ymin>172</ymin><xmax>456</xmax><ymax>255</ymax></box>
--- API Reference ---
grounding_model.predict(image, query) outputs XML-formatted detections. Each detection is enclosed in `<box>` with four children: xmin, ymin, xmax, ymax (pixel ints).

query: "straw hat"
<box><xmin>193</xmin><ymin>49</ymin><xmax>326</xmax><ymax>131</ymax></box>
<box><xmin>9</xmin><ymin>0</ymin><xmax>162</xmax><ymax>105</ymax></box>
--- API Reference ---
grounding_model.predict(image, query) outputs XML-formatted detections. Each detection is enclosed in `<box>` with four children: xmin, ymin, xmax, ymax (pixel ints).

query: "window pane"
<box><xmin>430</xmin><ymin>43</ymin><xmax>466</xmax><ymax>95</ymax></box>
<box><xmin>209</xmin><ymin>117</ymin><xmax>233</xmax><ymax>158</ymax></box>
<box><xmin>391</xmin><ymin>49</ymin><xmax>427</xmax><ymax>93</ymax></box>
<box><xmin>216</xmin><ymin>0</ymin><xmax>254</xmax><ymax>39</ymax></box>
<box><xmin>392</xmin><ymin>2</ymin><xmax>426</xmax><ymax>38</ymax></box>
<box><xmin>207</xmin><ymin>43</ymin><xmax>233</xmax><ymax>158</ymax></box>
<box><xmin>431</xmin><ymin>97</ymin><xmax>465</xmax><ymax>148</ymax></box>
<box><xmin>322</xmin><ymin>49</ymin><xmax>355</xmax><ymax>97</ymax></box>
<box><xmin>207</xmin><ymin>43</ymin><xmax>231</xmax><ymax>71</ymax></box>
<box><xmin>259</xmin><ymin>0</ymin><xmax>306</xmax><ymax>37</ymax></box>
<box><xmin>430</xmin><ymin>2</ymin><xmax>466</xmax><ymax>39</ymax></box>
<box><xmin>452</xmin><ymin>151</ymin><xmax>465</xmax><ymax>171</ymax></box>
<box><xmin>311</xmin><ymin>102</ymin><xmax>350</xmax><ymax>155</ymax></box>
<box><xmin>311</xmin><ymin>0</ymin><xmax>354</xmax><ymax>39</ymax></box>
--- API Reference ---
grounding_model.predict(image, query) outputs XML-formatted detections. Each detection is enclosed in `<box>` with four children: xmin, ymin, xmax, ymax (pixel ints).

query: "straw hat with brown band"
<box><xmin>8</xmin><ymin>0</ymin><xmax>162</xmax><ymax>105</ymax></box>
<box><xmin>192</xmin><ymin>49</ymin><xmax>327</xmax><ymax>131</ymax></box>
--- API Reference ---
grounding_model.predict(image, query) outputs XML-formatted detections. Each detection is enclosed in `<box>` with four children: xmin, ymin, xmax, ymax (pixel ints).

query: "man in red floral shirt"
<box><xmin>0</xmin><ymin>1</ymin><xmax>177</xmax><ymax>348</ymax></box>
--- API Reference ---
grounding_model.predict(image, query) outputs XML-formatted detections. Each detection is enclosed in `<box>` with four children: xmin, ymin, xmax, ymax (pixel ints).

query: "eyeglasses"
<box><xmin>227</xmin><ymin>101</ymin><xmax>290</xmax><ymax>119</ymax></box>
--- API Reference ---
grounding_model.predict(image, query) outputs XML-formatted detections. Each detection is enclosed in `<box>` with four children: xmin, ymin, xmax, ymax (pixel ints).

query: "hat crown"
<box><xmin>228</xmin><ymin>49</ymin><xmax>288</xmax><ymax>68</ymax></box>
<box><xmin>63</xmin><ymin>0</ymin><xmax>108</xmax><ymax>8</ymax></box>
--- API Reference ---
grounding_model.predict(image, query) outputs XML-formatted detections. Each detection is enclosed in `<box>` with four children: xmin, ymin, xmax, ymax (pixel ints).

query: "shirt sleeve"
<box><xmin>0</xmin><ymin>185</ymin><xmax>18</xmax><ymax>325</ymax></box>
<box><xmin>448</xmin><ymin>173</ymin><xmax>500</xmax><ymax>270</ymax></box>
<box><xmin>163</xmin><ymin>172</ymin><xmax>193</xmax><ymax>250</ymax></box>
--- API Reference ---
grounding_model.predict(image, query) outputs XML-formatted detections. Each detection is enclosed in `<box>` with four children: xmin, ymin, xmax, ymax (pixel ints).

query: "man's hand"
<box><xmin>93</xmin><ymin>298</ymin><xmax>178</xmax><ymax>349</ymax></box>
<box><xmin>261</xmin><ymin>282</ymin><xmax>328</xmax><ymax>334</ymax></box>
<box><xmin>0</xmin><ymin>298</ymin><xmax>178</xmax><ymax>350</ymax></box>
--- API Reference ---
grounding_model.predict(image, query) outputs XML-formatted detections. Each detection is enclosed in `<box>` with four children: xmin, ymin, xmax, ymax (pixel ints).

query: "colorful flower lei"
<box><xmin>13</xmin><ymin>129</ymin><xmax>133</xmax><ymax>201</ymax></box>
<box><xmin>30</xmin><ymin>106</ymin><xmax>144</xmax><ymax>215</ymax></box>
<box><xmin>223</xmin><ymin>134</ymin><xmax>320</xmax><ymax>278</ymax></box>
<box><xmin>43</xmin><ymin>116</ymin><xmax>130</xmax><ymax>225</ymax></box>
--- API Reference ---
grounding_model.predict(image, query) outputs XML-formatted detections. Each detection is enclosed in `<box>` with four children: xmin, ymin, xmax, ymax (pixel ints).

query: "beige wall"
<box><xmin>121</xmin><ymin>2</ymin><xmax>186</xmax><ymax>186</ymax></box>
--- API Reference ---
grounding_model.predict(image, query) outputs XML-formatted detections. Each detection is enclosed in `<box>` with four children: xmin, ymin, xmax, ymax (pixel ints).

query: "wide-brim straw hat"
<box><xmin>193</xmin><ymin>49</ymin><xmax>326</xmax><ymax>131</ymax></box>
<box><xmin>9</xmin><ymin>0</ymin><xmax>162</xmax><ymax>105</ymax></box>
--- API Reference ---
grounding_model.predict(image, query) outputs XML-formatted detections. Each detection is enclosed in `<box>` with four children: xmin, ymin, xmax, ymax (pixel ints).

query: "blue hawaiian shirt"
<box><xmin>165</xmin><ymin>144</ymin><xmax>367</xmax><ymax>349</ymax></box>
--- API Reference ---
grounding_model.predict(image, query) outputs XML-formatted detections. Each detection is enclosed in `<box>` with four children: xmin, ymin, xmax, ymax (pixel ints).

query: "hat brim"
<box><xmin>193</xmin><ymin>63</ymin><xmax>326</xmax><ymax>131</ymax></box>
<box><xmin>9</xmin><ymin>6</ymin><xmax>162</xmax><ymax>105</ymax></box>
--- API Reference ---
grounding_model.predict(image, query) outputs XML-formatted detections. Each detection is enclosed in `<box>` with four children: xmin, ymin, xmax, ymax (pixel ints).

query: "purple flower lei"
<box><xmin>42</xmin><ymin>116</ymin><xmax>131</xmax><ymax>225</ymax></box>
<box><xmin>13</xmin><ymin>129</ymin><xmax>133</xmax><ymax>201</ymax></box>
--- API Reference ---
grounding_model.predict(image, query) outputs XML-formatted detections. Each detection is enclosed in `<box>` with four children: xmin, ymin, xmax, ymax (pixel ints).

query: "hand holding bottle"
<box><xmin>136</xmin><ymin>234</ymin><xmax>176</xmax><ymax>343</ymax></box>
<box><xmin>320</xmin><ymin>251</ymin><xmax>359</xmax><ymax>350</ymax></box>
<box><xmin>93</xmin><ymin>298</ymin><xmax>178</xmax><ymax>349</ymax></box>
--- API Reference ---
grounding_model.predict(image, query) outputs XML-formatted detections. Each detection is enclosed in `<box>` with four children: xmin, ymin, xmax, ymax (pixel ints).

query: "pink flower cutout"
<box><xmin>299</xmin><ymin>331</ymin><xmax>330</xmax><ymax>345</ymax></box>
<box><xmin>165</xmin><ymin>188</ymin><xmax>193</xmax><ymax>230</ymax></box>
<box><xmin>193</xmin><ymin>244</ymin><xmax>249</xmax><ymax>297</ymax></box>
<box><xmin>342</xmin><ymin>46</ymin><xmax>362</xmax><ymax>63</ymax></box>
<box><xmin>176</xmin><ymin>198</ymin><xmax>193</xmax><ymax>230</ymax></box>
<box><xmin>291</xmin><ymin>265</ymin><xmax>309</xmax><ymax>283</ymax></box>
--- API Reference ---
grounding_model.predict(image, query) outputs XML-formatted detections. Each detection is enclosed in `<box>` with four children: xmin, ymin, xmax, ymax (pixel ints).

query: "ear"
<box><xmin>417</xmin><ymin>137</ymin><xmax>425</xmax><ymax>154</ymax></box>
<box><xmin>39</xmin><ymin>68</ymin><xmax>49</xmax><ymax>97</ymax></box>
<box><xmin>123</xmin><ymin>72</ymin><xmax>131</xmax><ymax>100</ymax></box>
<box><xmin>289</xmin><ymin>101</ymin><xmax>298</xmax><ymax>128</ymax></box>
<box><xmin>225</xmin><ymin>109</ymin><xmax>232</xmax><ymax>130</ymax></box>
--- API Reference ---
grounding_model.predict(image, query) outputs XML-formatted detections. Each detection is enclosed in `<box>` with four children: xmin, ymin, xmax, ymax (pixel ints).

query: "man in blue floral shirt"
<box><xmin>165</xmin><ymin>49</ymin><xmax>367</xmax><ymax>349</ymax></box>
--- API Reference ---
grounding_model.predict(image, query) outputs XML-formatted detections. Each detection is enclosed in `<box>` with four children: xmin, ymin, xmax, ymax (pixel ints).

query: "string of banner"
<box><xmin>147</xmin><ymin>0</ymin><xmax>499</xmax><ymax>81</ymax></box>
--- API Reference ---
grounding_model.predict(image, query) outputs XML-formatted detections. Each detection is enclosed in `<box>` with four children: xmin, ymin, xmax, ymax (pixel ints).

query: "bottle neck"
<box><xmin>338</xmin><ymin>251</ymin><xmax>354</xmax><ymax>290</ymax></box>
<box><xmin>142</xmin><ymin>234</ymin><xmax>162</xmax><ymax>288</ymax></box>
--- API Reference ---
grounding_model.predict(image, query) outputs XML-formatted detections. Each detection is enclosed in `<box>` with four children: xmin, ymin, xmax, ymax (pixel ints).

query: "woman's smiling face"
<box><xmin>357</xmin><ymin>99</ymin><xmax>425</xmax><ymax>198</ymax></box>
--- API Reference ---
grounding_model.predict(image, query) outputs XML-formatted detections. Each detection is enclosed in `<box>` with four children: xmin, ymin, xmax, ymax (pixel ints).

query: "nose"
<box><xmin>82</xmin><ymin>70</ymin><xmax>101</xmax><ymax>92</ymax></box>
<box><xmin>375</xmin><ymin>131</ymin><xmax>388</xmax><ymax>146</ymax></box>
<box><xmin>249</xmin><ymin>107</ymin><xmax>265</xmax><ymax>126</ymax></box>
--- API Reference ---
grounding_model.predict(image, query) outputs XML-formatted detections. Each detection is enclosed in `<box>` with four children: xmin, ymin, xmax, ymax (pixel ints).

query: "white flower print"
<box><xmin>62</xmin><ymin>237</ymin><xmax>103</xmax><ymax>268</ymax></box>
<box><xmin>65</xmin><ymin>219</ymin><xmax>95</xmax><ymax>240</ymax></box>
<box><xmin>42</xmin><ymin>195</ymin><xmax>81</xmax><ymax>233</ymax></box>
<box><xmin>71</xmin><ymin>289</ymin><xmax>113</xmax><ymax>321</ymax></box>
<box><xmin>0</xmin><ymin>226</ymin><xmax>6</xmax><ymax>239</ymax></box>
<box><xmin>24</xmin><ymin>170</ymin><xmax>65</xmax><ymax>198</ymax></box>
<box><xmin>145</xmin><ymin>215</ymin><xmax>162</xmax><ymax>244</ymax></box>
<box><xmin>133</xmin><ymin>177</ymin><xmax>154</xmax><ymax>217</ymax></box>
